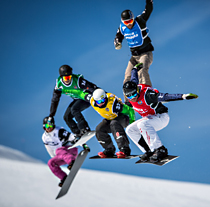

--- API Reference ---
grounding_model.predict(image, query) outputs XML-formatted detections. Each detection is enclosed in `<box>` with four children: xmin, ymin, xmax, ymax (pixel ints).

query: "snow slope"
<box><xmin>0</xmin><ymin>145</ymin><xmax>42</xmax><ymax>163</ymax></box>
<box><xmin>0</xmin><ymin>145</ymin><xmax>210</xmax><ymax>207</ymax></box>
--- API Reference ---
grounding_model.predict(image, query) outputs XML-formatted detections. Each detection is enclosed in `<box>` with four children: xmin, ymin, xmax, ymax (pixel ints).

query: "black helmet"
<box><xmin>43</xmin><ymin>116</ymin><xmax>55</xmax><ymax>130</ymax></box>
<box><xmin>59</xmin><ymin>65</ymin><xmax>72</xmax><ymax>77</ymax></box>
<box><xmin>123</xmin><ymin>81</ymin><xmax>139</xmax><ymax>97</ymax></box>
<box><xmin>121</xmin><ymin>10</ymin><xmax>134</xmax><ymax>21</ymax></box>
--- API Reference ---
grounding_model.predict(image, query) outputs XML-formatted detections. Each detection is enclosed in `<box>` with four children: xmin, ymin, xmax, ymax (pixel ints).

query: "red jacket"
<box><xmin>129</xmin><ymin>84</ymin><xmax>168</xmax><ymax>117</ymax></box>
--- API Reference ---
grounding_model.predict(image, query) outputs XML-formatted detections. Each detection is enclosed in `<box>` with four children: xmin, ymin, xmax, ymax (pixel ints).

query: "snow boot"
<box><xmin>58</xmin><ymin>175</ymin><xmax>67</xmax><ymax>187</ymax></box>
<box><xmin>67</xmin><ymin>160</ymin><xmax>75</xmax><ymax>171</ymax></box>
<box><xmin>72</xmin><ymin>128</ymin><xmax>91</xmax><ymax>145</ymax></box>
<box><xmin>98</xmin><ymin>148</ymin><xmax>115</xmax><ymax>158</ymax></box>
<box><xmin>98</xmin><ymin>152</ymin><xmax>107</xmax><ymax>158</ymax></box>
<box><xmin>80</xmin><ymin>127</ymin><xmax>91</xmax><ymax>136</ymax></box>
<box><xmin>116</xmin><ymin>151</ymin><xmax>127</xmax><ymax>158</ymax></box>
<box><xmin>150</xmin><ymin>146</ymin><xmax>168</xmax><ymax>162</ymax></box>
<box><xmin>118</xmin><ymin>147</ymin><xmax>131</xmax><ymax>158</ymax></box>
<box><xmin>141</xmin><ymin>150</ymin><xmax>153</xmax><ymax>161</ymax></box>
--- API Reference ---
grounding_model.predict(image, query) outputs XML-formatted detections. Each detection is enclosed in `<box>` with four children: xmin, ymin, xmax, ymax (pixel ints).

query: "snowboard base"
<box><xmin>56</xmin><ymin>149</ymin><xmax>89</xmax><ymax>199</ymax></box>
<box><xmin>135</xmin><ymin>155</ymin><xmax>179</xmax><ymax>166</ymax></box>
<box><xmin>68</xmin><ymin>131</ymin><xmax>95</xmax><ymax>149</ymax></box>
<box><xmin>89</xmin><ymin>155</ymin><xmax>139</xmax><ymax>159</ymax></box>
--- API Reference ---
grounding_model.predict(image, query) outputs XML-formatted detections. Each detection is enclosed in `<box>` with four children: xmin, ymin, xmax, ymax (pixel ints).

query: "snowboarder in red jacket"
<box><xmin>123</xmin><ymin>63</ymin><xmax>198</xmax><ymax>162</ymax></box>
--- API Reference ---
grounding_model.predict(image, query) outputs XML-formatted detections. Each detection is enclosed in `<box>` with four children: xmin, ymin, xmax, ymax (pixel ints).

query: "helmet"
<box><xmin>43</xmin><ymin>116</ymin><xmax>55</xmax><ymax>130</ymax></box>
<box><xmin>121</xmin><ymin>10</ymin><xmax>134</xmax><ymax>21</ymax></box>
<box><xmin>92</xmin><ymin>89</ymin><xmax>107</xmax><ymax>101</ymax></box>
<box><xmin>59</xmin><ymin>65</ymin><xmax>72</xmax><ymax>77</ymax></box>
<box><xmin>123</xmin><ymin>81</ymin><xmax>139</xmax><ymax>97</ymax></box>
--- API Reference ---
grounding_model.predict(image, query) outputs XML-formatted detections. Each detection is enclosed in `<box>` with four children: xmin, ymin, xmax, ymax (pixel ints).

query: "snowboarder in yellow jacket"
<box><xmin>90</xmin><ymin>89</ymin><xmax>135</xmax><ymax>158</ymax></box>
<box><xmin>61</xmin><ymin>87</ymin><xmax>135</xmax><ymax>158</ymax></box>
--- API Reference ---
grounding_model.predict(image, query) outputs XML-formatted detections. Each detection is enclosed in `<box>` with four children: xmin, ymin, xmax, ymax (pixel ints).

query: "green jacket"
<box><xmin>62</xmin><ymin>89</ymin><xmax>135</xmax><ymax>124</ymax></box>
<box><xmin>49</xmin><ymin>74</ymin><xmax>97</xmax><ymax>117</ymax></box>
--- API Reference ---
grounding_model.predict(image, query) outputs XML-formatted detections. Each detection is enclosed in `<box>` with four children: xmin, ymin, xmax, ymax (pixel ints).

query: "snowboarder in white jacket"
<box><xmin>42</xmin><ymin>116</ymin><xmax>78</xmax><ymax>187</ymax></box>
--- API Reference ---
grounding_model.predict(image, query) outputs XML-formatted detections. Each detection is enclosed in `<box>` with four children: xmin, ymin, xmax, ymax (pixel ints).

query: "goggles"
<box><xmin>63</xmin><ymin>75</ymin><xmax>72</xmax><ymax>82</ymax></box>
<box><xmin>126</xmin><ymin>92</ymin><xmax>138</xmax><ymax>100</ymax></box>
<box><xmin>95</xmin><ymin>98</ymin><xmax>106</xmax><ymax>105</ymax></box>
<box><xmin>45</xmin><ymin>123</ymin><xmax>53</xmax><ymax>129</ymax></box>
<box><xmin>122</xmin><ymin>18</ymin><xmax>134</xmax><ymax>25</ymax></box>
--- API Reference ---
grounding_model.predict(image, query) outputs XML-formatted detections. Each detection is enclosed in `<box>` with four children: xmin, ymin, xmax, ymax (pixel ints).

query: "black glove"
<box><xmin>124</xmin><ymin>101</ymin><xmax>132</xmax><ymax>107</ymax></box>
<box><xmin>71</xmin><ymin>134</ymin><xmax>81</xmax><ymax>145</ymax></box>
<box><xmin>114</xmin><ymin>38</ymin><xmax>122</xmax><ymax>50</ymax></box>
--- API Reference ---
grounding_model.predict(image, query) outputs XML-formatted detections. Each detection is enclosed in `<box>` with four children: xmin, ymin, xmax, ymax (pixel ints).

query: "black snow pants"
<box><xmin>63</xmin><ymin>99</ymin><xmax>90</xmax><ymax>134</ymax></box>
<box><xmin>95</xmin><ymin>114</ymin><xmax>131</xmax><ymax>155</ymax></box>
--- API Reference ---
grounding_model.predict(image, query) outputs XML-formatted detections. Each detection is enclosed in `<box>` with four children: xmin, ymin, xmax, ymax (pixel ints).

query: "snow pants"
<box><xmin>63</xmin><ymin>99</ymin><xmax>90</xmax><ymax>134</ymax></box>
<box><xmin>123</xmin><ymin>51</ymin><xmax>153</xmax><ymax>102</ymax></box>
<box><xmin>126</xmin><ymin>113</ymin><xmax>169</xmax><ymax>153</ymax></box>
<box><xmin>48</xmin><ymin>146</ymin><xmax>78</xmax><ymax>180</ymax></box>
<box><xmin>95</xmin><ymin>114</ymin><xmax>130</xmax><ymax>153</ymax></box>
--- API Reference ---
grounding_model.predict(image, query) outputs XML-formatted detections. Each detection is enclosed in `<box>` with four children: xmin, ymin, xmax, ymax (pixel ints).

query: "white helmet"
<box><xmin>93</xmin><ymin>89</ymin><xmax>107</xmax><ymax>101</ymax></box>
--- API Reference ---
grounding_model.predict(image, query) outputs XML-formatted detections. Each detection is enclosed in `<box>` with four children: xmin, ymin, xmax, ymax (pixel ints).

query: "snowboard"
<box><xmin>56</xmin><ymin>149</ymin><xmax>89</xmax><ymax>199</ymax></box>
<box><xmin>135</xmin><ymin>155</ymin><xmax>179</xmax><ymax>166</ymax></box>
<box><xmin>68</xmin><ymin>131</ymin><xmax>95</xmax><ymax>149</ymax></box>
<box><xmin>89</xmin><ymin>154</ymin><xmax>139</xmax><ymax>159</ymax></box>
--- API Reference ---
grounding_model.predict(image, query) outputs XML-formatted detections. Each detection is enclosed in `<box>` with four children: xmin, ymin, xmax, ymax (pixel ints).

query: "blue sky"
<box><xmin>1</xmin><ymin>0</ymin><xmax>210</xmax><ymax>184</ymax></box>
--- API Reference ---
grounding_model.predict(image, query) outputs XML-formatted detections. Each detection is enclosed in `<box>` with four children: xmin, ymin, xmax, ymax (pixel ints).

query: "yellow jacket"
<box><xmin>90</xmin><ymin>93</ymin><xmax>135</xmax><ymax>123</ymax></box>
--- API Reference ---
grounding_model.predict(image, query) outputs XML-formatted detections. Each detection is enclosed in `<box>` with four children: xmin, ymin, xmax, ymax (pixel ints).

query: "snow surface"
<box><xmin>0</xmin><ymin>145</ymin><xmax>210</xmax><ymax>207</ymax></box>
<box><xmin>0</xmin><ymin>145</ymin><xmax>42</xmax><ymax>163</ymax></box>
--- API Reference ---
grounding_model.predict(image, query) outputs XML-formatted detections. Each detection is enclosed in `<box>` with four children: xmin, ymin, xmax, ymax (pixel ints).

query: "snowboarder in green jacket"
<box><xmin>48</xmin><ymin>65</ymin><xmax>97</xmax><ymax>138</ymax></box>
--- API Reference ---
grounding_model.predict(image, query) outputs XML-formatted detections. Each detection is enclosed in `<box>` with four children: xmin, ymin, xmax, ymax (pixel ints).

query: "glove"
<box><xmin>71</xmin><ymin>134</ymin><xmax>81</xmax><ymax>145</ymax></box>
<box><xmin>124</xmin><ymin>101</ymin><xmax>132</xmax><ymax>107</ymax></box>
<box><xmin>71</xmin><ymin>137</ymin><xmax>81</xmax><ymax>145</ymax></box>
<box><xmin>114</xmin><ymin>38</ymin><xmax>122</xmax><ymax>50</ymax></box>
<box><xmin>85</xmin><ymin>94</ymin><xmax>92</xmax><ymax>103</ymax></box>
<box><xmin>182</xmin><ymin>93</ymin><xmax>198</xmax><ymax>100</ymax></box>
<box><xmin>133</xmin><ymin>63</ymin><xmax>143</xmax><ymax>71</ymax></box>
